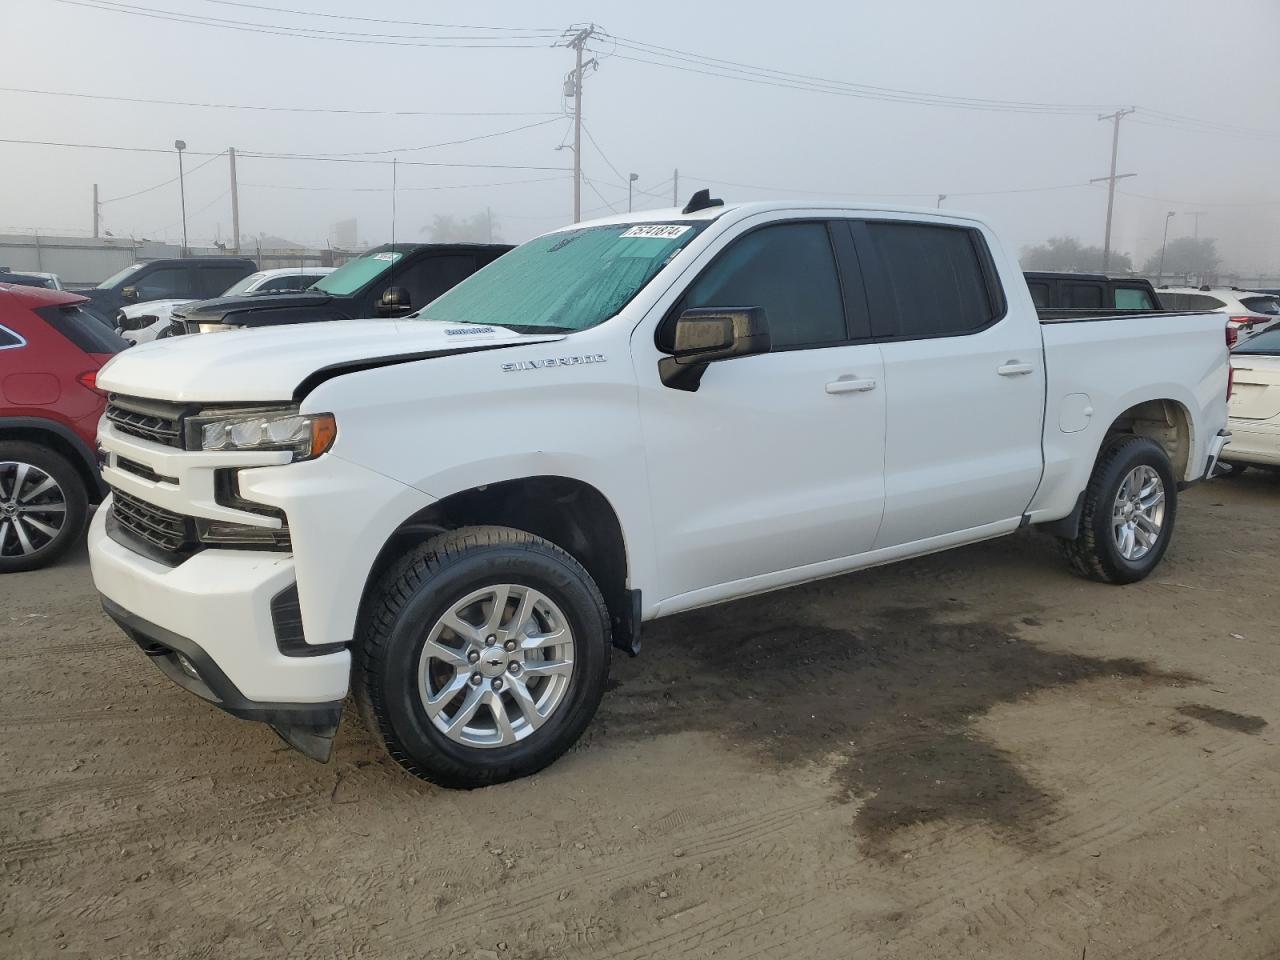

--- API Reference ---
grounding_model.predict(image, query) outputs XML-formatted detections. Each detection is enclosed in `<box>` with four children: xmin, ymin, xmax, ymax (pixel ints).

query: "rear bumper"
<box><xmin>1223</xmin><ymin>419</ymin><xmax>1280</xmax><ymax>467</ymax></box>
<box><xmin>102</xmin><ymin>596</ymin><xmax>342</xmax><ymax>760</ymax></box>
<box><xmin>1205</xmin><ymin>428</ymin><xmax>1233</xmax><ymax>477</ymax></box>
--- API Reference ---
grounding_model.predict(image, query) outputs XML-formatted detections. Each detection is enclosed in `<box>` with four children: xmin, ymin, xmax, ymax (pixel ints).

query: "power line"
<box><xmin>189</xmin><ymin>0</ymin><xmax>559</xmax><ymax>33</ymax></box>
<box><xmin>99</xmin><ymin>149</ymin><xmax>226</xmax><ymax>203</ymax></box>
<box><xmin>241</xmin><ymin>174</ymin><xmax>571</xmax><ymax>192</ymax></box>
<box><xmin>272</xmin><ymin>117</ymin><xmax>565</xmax><ymax>158</ymax></box>
<box><xmin>0</xmin><ymin>85</ymin><xmax>560</xmax><ymax>117</ymax></box>
<box><xmin>0</xmin><ymin>136</ymin><xmax>571</xmax><ymax>170</ymax></box>
<box><xmin>53</xmin><ymin>0</ymin><xmax>558</xmax><ymax>47</ymax></box>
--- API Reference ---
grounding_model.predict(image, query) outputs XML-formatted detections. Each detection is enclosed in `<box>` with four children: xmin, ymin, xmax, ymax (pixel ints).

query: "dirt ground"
<box><xmin>2</xmin><ymin>475</ymin><xmax>1279</xmax><ymax>960</ymax></box>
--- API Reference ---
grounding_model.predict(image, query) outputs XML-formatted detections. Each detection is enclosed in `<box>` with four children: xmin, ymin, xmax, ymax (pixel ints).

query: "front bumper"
<box><xmin>1223</xmin><ymin>418</ymin><xmax>1280</xmax><ymax>467</ymax></box>
<box><xmin>89</xmin><ymin>504</ymin><xmax>352</xmax><ymax>707</ymax></box>
<box><xmin>102</xmin><ymin>596</ymin><xmax>343</xmax><ymax>761</ymax></box>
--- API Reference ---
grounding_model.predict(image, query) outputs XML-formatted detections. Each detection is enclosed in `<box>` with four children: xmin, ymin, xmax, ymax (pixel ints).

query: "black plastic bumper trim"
<box><xmin>101</xmin><ymin>595</ymin><xmax>343</xmax><ymax>761</ymax></box>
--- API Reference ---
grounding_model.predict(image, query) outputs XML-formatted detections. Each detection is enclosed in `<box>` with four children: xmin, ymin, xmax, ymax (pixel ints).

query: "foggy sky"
<box><xmin>3</xmin><ymin>0</ymin><xmax>1278</xmax><ymax>273</ymax></box>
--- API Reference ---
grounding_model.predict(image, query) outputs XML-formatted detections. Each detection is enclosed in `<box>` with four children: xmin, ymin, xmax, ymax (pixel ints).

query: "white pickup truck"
<box><xmin>88</xmin><ymin>196</ymin><xmax>1231</xmax><ymax>787</ymax></box>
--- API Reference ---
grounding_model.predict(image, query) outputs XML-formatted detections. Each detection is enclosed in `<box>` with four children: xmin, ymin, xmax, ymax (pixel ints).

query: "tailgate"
<box><xmin>1230</xmin><ymin>355</ymin><xmax>1280</xmax><ymax>420</ymax></box>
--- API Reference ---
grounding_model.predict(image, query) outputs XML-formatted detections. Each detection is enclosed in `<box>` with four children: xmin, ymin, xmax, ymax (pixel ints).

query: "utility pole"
<box><xmin>672</xmin><ymin>169</ymin><xmax>679</xmax><ymax>207</ymax></box>
<box><xmin>1158</xmin><ymin>211</ymin><xmax>1176</xmax><ymax>280</ymax></box>
<box><xmin>1187</xmin><ymin>210</ymin><xmax>1208</xmax><ymax>239</ymax></box>
<box><xmin>229</xmin><ymin>147</ymin><xmax>240</xmax><ymax>254</ymax></box>
<box><xmin>486</xmin><ymin>206</ymin><xmax>493</xmax><ymax>242</ymax></box>
<box><xmin>1091</xmin><ymin>107</ymin><xmax>1136</xmax><ymax>272</ymax></box>
<box><xmin>628</xmin><ymin>173</ymin><xmax>639</xmax><ymax>213</ymax></box>
<box><xmin>174</xmin><ymin>139</ymin><xmax>189</xmax><ymax>255</ymax></box>
<box><xmin>560</xmin><ymin>24</ymin><xmax>598</xmax><ymax>223</ymax></box>
<box><xmin>92</xmin><ymin>183</ymin><xmax>100</xmax><ymax>238</ymax></box>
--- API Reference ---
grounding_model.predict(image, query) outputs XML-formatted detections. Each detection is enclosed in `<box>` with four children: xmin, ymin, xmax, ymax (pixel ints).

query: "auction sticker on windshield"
<box><xmin>372</xmin><ymin>252</ymin><xmax>403</xmax><ymax>261</ymax></box>
<box><xmin>620</xmin><ymin>225</ymin><xmax>692</xmax><ymax>239</ymax></box>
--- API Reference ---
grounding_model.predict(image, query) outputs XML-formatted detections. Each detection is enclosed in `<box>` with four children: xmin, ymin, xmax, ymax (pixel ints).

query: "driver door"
<box><xmin>634</xmin><ymin>219</ymin><xmax>887</xmax><ymax>607</ymax></box>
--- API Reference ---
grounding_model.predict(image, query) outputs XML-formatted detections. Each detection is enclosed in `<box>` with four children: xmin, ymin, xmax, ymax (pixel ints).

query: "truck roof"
<box><xmin>558</xmin><ymin>199</ymin><xmax>991</xmax><ymax>234</ymax></box>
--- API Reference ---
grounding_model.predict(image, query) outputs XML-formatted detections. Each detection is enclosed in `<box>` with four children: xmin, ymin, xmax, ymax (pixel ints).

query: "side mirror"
<box><xmin>121</xmin><ymin>285</ymin><xmax>140</xmax><ymax>303</ymax></box>
<box><xmin>658</xmin><ymin>307</ymin><xmax>771</xmax><ymax>391</ymax></box>
<box><xmin>377</xmin><ymin>286</ymin><xmax>412</xmax><ymax>317</ymax></box>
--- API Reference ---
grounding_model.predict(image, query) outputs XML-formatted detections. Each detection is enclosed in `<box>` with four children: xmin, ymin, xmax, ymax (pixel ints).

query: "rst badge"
<box><xmin>502</xmin><ymin>354</ymin><xmax>607</xmax><ymax>372</ymax></box>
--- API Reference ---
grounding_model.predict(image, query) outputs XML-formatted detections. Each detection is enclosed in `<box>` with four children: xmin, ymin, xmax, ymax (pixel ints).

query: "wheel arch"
<box><xmin>357</xmin><ymin>475</ymin><xmax>637</xmax><ymax>654</ymax></box>
<box><xmin>0</xmin><ymin>417</ymin><xmax>104</xmax><ymax>503</ymax></box>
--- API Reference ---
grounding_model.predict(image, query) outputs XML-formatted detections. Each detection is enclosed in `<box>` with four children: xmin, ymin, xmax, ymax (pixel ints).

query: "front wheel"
<box><xmin>354</xmin><ymin>526</ymin><xmax>612</xmax><ymax>788</ymax></box>
<box><xmin>1060</xmin><ymin>435</ymin><xmax>1177</xmax><ymax>585</ymax></box>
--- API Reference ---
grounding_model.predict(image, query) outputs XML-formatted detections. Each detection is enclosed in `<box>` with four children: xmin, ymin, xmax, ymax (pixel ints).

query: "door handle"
<box><xmin>826</xmin><ymin>376</ymin><xmax>878</xmax><ymax>394</ymax></box>
<box><xmin>997</xmin><ymin>361</ymin><xmax>1035</xmax><ymax>377</ymax></box>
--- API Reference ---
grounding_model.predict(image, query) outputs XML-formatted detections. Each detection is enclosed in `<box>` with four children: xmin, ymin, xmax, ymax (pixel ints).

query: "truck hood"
<box><xmin>97</xmin><ymin>319</ymin><xmax>565</xmax><ymax>403</ymax></box>
<box><xmin>119</xmin><ymin>298</ymin><xmax>193</xmax><ymax>319</ymax></box>
<box><xmin>173</xmin><ymin>292</ymin><xmax>336</xmax><ymax>322</ymax></box>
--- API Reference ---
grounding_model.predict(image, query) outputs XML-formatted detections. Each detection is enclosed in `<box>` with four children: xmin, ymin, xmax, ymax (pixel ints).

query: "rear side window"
<box><xmin>1065</xmin><ymin>283</ymin><xmax>1104</xmax><ymax>309</ymax></box>
<box><xmin>1185</xmin><ymin>293</ymin><xmax>1226</xmax><ymax>311</ymax></box>
<box><xmin>682</xmin><ymin>222</ymin><xmax>847</xmax><ymax>348</ymax></box>
<box><xmin>1240</xmin><ymin>296</ymin><xmax>1280</xmax><ymax>316</ymax></box>
<box><xmin>864</xmin><ymin>223</ymin><xmax>996</xmax><ymax>338</ymax></box>
<box><xmin>35</xmin><ymin>304</ymin><xmax>128</xmax><ymax>355</ymax></box>
<box><xmin>201</xmin><ymin>264</ymin><xmax>255</xmax><ymax>298</ymax></box>
<box><xmin>1027</xmin><ymin>282</ymin><xmax>1050</xmax><ymax>307</ymax></box>
<box><xmin>0</xmin><ymin>325</ymin><xmax>23</xmax><ymax>348</ymax></box>
<box><xmin>1114</xmin><ymin>287</ymin><xmax>1155</xmax><ymax>309</ymax></box>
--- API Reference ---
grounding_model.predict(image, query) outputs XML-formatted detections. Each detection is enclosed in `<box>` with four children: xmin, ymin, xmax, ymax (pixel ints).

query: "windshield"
<box><xmin>221</xmin><ymin>272</ymin><xmax>266</xmax><ymax>296</ymax></box>
<box><xmin>96</xmin><ymin>263</ymin><xmax>144</xmax><ymax>289</ymax></box>
<box><xmin>1235</xmin><ymin>328</ymin><xmax>1280</xmax><ymax>355</ymax></box>
<box><xmin>311</xmin><ymin>250</ymin><xmax>403</xmax><ymax>295</ymax></box>
<box><xmin>1240</xmin><ymin>296</ymin><xmax>1280</xmax><ymax>316</ymax></box>
<box><xmin>413</xmin><ymin>222</ymin><xmax>705</xmax><ymax>332</ymax></box>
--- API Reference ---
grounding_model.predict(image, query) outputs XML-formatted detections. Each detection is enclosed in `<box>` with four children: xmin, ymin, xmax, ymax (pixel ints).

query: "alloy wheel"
<box><xmin>0</xmin><ymin>461</ymin><xmax>68</xmax><ymax>559</ymax></box>
<box><xmin>1111</xmin><ymin>464</ymin><xmax>1165</xmax><ymax>561</ymax></box>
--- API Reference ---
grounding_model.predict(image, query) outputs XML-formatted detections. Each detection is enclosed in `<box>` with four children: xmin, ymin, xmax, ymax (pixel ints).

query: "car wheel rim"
<box><xmin>1111</xmin><ymin>464</ymin><xmax>1165</xmax><ymax>562</ymax></box>
<box><xmin>417</xmin><ymin>584</ymin><xmax>575</xmax><ymax>749</ymax></box>
<box><xmin>0</xmin><ymin>461</ymin><xmax>68</xmax><ymax>559</ymax></box>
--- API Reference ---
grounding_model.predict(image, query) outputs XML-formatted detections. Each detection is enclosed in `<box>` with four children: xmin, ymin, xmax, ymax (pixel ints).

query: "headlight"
<box><xmin>194</xmin><ymin>408</ymin><xmax>337</xmax><ymax>460</ymax></box>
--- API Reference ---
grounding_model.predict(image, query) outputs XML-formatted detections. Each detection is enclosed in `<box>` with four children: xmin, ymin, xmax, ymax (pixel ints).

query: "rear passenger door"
<box><xmin>852</xmin><ymin>219</ymin><xmax>1045</xmax><ymax>548</ymax></box>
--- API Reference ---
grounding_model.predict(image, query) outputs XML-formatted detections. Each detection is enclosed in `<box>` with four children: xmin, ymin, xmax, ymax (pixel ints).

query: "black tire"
<box><xmin>1060</xmin><ymin>435</ymin><xmax>1177</xmax><ymax>585</ymax></box>
<box><xmin>1215</xmin><ymin>460</ymin><xmax>1247</xmax><ymax>479</ymax></box>
<box><xmin>354</xmin><ymin>525</ymin><xmax>612</xmax><ymax>788</ymax></box>
<box><xmin>0</xmin><ymin>441</ymin><xmax>89</xmax><ymax>574</ymax></box>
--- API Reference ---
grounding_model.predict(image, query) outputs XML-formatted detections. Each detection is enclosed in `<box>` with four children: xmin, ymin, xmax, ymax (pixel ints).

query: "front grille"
<box><xmin>106</xmin><ymin>395</ymin><xmax>187</xmax><ymax>448</ymax></box>
<box><xmin>110</xmin><ymin>488</ymin><xmax>197</xmax><ymax>556</ymax></box>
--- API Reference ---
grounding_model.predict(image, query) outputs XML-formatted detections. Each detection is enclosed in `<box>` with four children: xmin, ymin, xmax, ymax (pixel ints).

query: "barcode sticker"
<box><xmin>620</xmin><ymin>224</ymin><xmax>692</xmax><ymax>239</ymax></box>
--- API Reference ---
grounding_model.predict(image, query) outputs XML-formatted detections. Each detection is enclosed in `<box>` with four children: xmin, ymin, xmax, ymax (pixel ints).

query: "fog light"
<box><xmin>175</xmin><ymin>652</ymin><xmax>201</xmax><ymax>680</ymax></box>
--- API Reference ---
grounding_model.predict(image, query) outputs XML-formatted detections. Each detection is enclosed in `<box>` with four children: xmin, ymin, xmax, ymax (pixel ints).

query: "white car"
<box><xmin>1157</xmin><ymin>286</ymin><xmax>1280</xmax><ymax>342</ymax></box>
<box><xmin>88</xmin><ymin>198</ymin><xmax>1230</xmax><ymax>786</ymax></box>
<box><xmin>116</xmin><ymin>267</ymin><xmax>334</xmax><ymax>345</ymax></box>
<box><xmin>1222</xmin><ymin>326</ymin><xmax>1280</xmax><ymax>473</ymax></box>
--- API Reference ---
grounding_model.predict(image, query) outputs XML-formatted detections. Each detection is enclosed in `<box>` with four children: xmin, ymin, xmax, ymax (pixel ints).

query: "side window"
<box><xmin>1027</xmin><ymin>282</ymin><xmax>1051</xmax><ymax>308</ymax></box>
<box><xmin>682</xmin><ymin>222</ymin><xmax>846</xmax><ymax>348</ymax></box>
<box><xmin>1187</xmin><ymin>294</ymin><xmax>1226</xmax><ymax>311</ymax></box>
<box><xmin>383</xmin><ymin>256</ymin><xmax>477</xmax><ymax>311</ymax></box>
<box><xmin>0</xmin><ymin>324</ymin><xmax>24</xmax><ymax>349</ymax></box>
<box><xmin>132</xmin><ymin>267</ymin><xmax>191</xmax><ymax>301</ymax></box>
<box><xmin>1065</xmin><ymin>283</ymin><xmax>1104</xmax><ymax>309</ymax></box>
<box><xmin>863</xmin><ymin>222</ymin><xmax>996</xmax><ymax>338</ymax></box>
<box><xmin>259</xmin><ymin>275</ymin><xmax>298</xmax><ymax>292</ymax></box>
<box><xmin>1114</xmin><ymin>287</ymin><xmax>1155</xmax><ymax>309</ymax></box>
<box><xmin>202</xmin><ymin>265</ymin><xmax>254</xmax><ymax>298</ymax></box>
<box><xmin>1160</xmin><ymin>292</ymin><xmax>1185</xmax><ymax>310</ymax></box>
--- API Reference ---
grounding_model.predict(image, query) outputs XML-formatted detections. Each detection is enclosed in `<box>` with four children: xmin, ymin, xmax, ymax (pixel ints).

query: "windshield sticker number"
<box><xmin>620</xmin><ymin>225</ymin><xmax>691</xmax><ymax>239</ymax></box>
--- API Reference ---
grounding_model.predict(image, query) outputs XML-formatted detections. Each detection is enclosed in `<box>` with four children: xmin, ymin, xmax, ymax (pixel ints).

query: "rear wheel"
<box><xmin>1060</xmin><ymin>435</ymin><xmax>1177</xmax><ymax>585</ymax></box>
<box><xmin>355</xmin><ymin>526</ymin><xmax>611</xmax><ymax>788</ymax></box>
<box><xmin>0</xmin><ymin>442</ymin><xmax>89</xmax><ymax>574</ymax></box>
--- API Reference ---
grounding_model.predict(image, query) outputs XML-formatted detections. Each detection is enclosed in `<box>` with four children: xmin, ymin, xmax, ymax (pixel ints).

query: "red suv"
<box><xmin>0</xmin><ymin>283</ymin><xmax>125</xmax><ymax>572</ymax></box>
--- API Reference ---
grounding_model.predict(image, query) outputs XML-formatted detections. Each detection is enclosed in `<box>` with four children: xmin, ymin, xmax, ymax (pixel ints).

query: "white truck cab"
<box><xmin>89</xmin><ymin>194</ymin><xmax>1232</xmax><ymax>786</ymax></box>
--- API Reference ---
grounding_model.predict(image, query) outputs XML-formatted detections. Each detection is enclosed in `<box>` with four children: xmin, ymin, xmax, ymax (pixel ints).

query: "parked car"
<box><xmin>1</xmin><ymin>283</ymin><xmax>125</xmax><ymax>572</ymax></box>
<box><xmin>1024</xmin><ymin>272</ymin><xmax>1162</xmax><ymax>311</ymax></box>
<box><xmin>166</xmin><ymin>243</ymin><xmax>510</xmax><ymax>335</ymax></box>
<box><xmin>1219</xmin><ymin>326</ymin><xmax>1280</xmax><ymax>475</ymax></box>
<box><xmin>88</xmin><ymin>199</ymin><xmax>1230</xmax><ymax>785</ymax></box>
<box><xmin>81</xmin><ymin>257</ymin><xmax>258</xmax><ymax>316</ymax></box>
<box><xmin>1156</xmin><ymin>286</ymin><xmax>1280</xmax><ymax>340</ymax></box>
<box><xmin>116</xmin><ymin>267</ymin><xmax>335</xmax><ymax>345</ymax></box>
<box><xmin>0</xmin><ymin>269</ymin><xmax>61</xmax><ymax>290</ymax></box>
